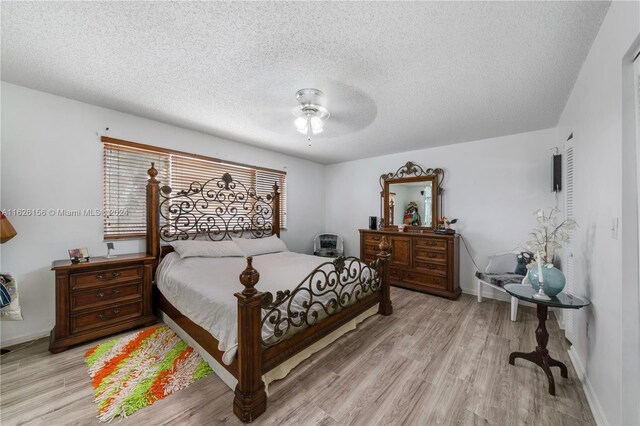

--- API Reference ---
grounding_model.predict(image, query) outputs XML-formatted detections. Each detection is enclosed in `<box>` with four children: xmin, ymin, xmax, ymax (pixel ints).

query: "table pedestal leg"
<box><xmin>508</xmin><ymin>304</ymin><xmax>568</xmax><ymax>396</ymax></box>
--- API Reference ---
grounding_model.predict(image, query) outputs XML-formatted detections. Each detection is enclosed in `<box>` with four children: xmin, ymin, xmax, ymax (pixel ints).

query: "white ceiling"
<box><xmin>1</xmin><ymin>1</ymin><xmax>609</xmax><ymax>164</ymax></box>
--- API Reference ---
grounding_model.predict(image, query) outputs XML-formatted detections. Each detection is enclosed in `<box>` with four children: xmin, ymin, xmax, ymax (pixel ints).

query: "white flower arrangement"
<box><xmin>526</xmin><ymin>208</ymin><xmax>578</xmax><ymax>264</ymax></box>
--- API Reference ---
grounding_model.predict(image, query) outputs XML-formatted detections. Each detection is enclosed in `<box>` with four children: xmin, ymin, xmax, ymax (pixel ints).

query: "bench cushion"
<box><xmin>475</xmin><ymin>271</ymin><xmax>525</xmax><ymax>288</ymax></box>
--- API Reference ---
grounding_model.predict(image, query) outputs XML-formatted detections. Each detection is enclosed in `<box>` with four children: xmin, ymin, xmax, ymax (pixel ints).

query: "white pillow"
<box><xmin>169</xmin><ymin>240</ymin><xmax>245</xmax><ymax>258</ymax></box>
<box><xmin>232</xmin><ymin>235</ymin><xmax>289</xmax><ymax>256</ymax></box>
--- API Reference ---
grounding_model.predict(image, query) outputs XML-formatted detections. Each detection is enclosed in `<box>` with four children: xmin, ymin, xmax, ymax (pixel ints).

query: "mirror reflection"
<box><xmin>388</xmin><ymin>180</ymin><xmax>434</xmax><ymax>227</ymax></box>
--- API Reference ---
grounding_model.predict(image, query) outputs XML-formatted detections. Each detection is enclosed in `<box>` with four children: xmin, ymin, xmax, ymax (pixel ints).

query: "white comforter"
<box><xmin>157</xmin><ymin>251</ymin><xmax>374</xmax><ymax>364</ymax></box>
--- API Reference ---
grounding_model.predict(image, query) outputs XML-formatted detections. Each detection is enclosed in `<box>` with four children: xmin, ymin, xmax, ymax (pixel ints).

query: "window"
<box><xmin>103</xmin><ymin>137</ymin><xmax>287</xmax><ymax>239</ymax></box>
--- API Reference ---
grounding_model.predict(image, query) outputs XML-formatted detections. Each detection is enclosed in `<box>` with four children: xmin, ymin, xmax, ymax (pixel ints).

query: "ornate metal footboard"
<box><xmin>233</xmin><ymin>240</ymin><xmax>392</xmax><ymax>422</ymax></box>
<box><xmin>261</xmin><ymin>256</ymin><xmax>383</xmax><ymax>347</ymax></box>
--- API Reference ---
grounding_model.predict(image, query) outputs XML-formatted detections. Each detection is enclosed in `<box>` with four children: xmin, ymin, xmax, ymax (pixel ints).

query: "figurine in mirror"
<box><xmin>389</xmin><ymin>181</ymin><xmax>433</xmax><ymax>226</ymax></box>
<box><xmin>404</xmin><ymin>202</ymin><xmax>421</xmax><ymax>226</ymax></box>
<box><xmin>380</xmin><ymin>162</ymin><xmax>443</xmax><ymax>230</ymax></box>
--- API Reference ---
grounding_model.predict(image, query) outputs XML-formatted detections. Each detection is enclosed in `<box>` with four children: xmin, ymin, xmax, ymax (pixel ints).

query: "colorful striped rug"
<box><xmin>84</xmin><ymin>325</ymin><xmax>213</xmax><ymax>422</ymax></box>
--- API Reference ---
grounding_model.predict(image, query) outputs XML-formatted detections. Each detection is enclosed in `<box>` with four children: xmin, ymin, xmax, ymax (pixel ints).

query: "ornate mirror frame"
<box><xmin>379</xmin><ymin>162</ymin><xmax>444</xmax><ymax>230</ymax></box>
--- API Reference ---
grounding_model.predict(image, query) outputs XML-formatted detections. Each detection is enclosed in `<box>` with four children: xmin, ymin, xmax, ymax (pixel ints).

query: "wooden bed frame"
<box><xmin>145</xmin><ymin>163</ymin><xmax>392</xmax><ymax>422</ymax></box>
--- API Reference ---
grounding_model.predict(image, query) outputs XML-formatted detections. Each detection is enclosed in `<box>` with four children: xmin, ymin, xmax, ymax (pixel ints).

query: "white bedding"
<box><xmin>156</xmin><ymin>251</ymin><xmax>375</xmax><ymax>364</ymax></box>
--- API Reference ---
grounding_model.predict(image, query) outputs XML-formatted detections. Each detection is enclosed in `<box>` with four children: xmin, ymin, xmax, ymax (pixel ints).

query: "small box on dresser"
<box><xmin>49</xmin><ymin>253</ymin><xmax>157</xmax><ymax>353</ymax></box>
<box><xmin>360</xmin><ymin>229</ymin><xmax>460</xmax><ymax>299</ymax></box>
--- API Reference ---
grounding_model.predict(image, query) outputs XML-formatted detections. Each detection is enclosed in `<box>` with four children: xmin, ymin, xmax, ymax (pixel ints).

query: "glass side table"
<box><xmin>504</xmin><ymin>284</ymin><xmax>591</xmax><ymax>396</ymax></box>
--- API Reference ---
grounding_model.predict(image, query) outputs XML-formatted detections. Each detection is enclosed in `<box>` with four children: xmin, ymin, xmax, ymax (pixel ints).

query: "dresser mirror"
<box><xmin>380</xmin><ymin>162</ymin><xmax>443</xmax><ymax>230</ymax></box>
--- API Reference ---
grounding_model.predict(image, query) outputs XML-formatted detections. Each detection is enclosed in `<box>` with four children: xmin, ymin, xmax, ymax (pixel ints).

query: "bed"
<box><xmin>145</xmin><ymin>163</ymin><xmax>392</xmax><ymax>422</ymax></box>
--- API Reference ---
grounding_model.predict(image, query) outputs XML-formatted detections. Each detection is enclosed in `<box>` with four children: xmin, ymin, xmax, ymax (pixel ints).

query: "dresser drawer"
<box><xmin>401</xmin><ymin>270</ymin><xmax>447</xmax><ymax>290</ymax></box>
<box><xmin>414</xmin><ymin>261</ymin><xmax>447</xmax><ymax>277</ymax></box>
<box><xmin>364</xmin><ymin>233</ymin><xmax>383</xmax><ymax>243</ymax></box>
<box><xmin>70</xmin><ymin>301</ymin><xmax>143</xmax><ymax>334</ymax></box>
<box><xmin>414</xmin><ymin>238</ymin><xmax>447</xmax><ymax>251</ymax></box>
<box><xmin>390</xmin><ymin>267</ymin><xmax>400</xmax><ymax>280</ymax></box>
<box><xmin>70</xmin><ymin>282</ymin><xmax>142</xmax><ymax>312</ymax></box>
<box><xmin>364</xmin><ymin>242</ymin><xmax>380</xmax><ymax>255</ymax></box>
<box><xmin>70</xmin><ymin>265</ymin><xmax>143</xmax><ymax>290</ymax></box>
<box><xmin>414</xmin><ymin>249</ymin><xmax>447</xmax><ymax>264</ymax></box>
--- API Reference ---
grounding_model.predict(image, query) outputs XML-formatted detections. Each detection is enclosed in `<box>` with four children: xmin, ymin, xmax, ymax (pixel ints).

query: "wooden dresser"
<box><xmin>360</xmin><ymin>230</ymin><xmax>460</xmax><ymax>299</ymax></box>
<box><xmin>49</xmin><ymin>253</ymin><xmax>156</xmax><ymax>353</ymax></box>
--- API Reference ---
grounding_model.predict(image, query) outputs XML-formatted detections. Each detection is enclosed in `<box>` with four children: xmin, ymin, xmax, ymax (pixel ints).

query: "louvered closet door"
<box><xmin>635</xmin><ymin>52</ymin><xmax>640</xmax><ymax>312</ymax></box>
<box><xmin>564</xmin><ymin>144</ymin><xmax>576</xmax><ymax>342</ymax></box>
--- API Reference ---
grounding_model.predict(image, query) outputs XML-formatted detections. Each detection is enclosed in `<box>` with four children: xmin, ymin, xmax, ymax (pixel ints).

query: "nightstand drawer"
<box><xmin>70</xmin><ymin>282</ymin><xmax>142</xmax><ymax>312</ymax></box>
<box><xmin>70</xmin><ymin>301</ymin><xmax>143</xmax><ymax>334</ymax></box>
<box><xmin>70</xmin><ymin>265</ymin><xmax>143</xmax><ymax>290</ymax></box>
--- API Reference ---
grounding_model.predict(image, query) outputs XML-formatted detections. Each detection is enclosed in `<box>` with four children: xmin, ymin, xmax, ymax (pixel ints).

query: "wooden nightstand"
<box><xmin>49</xmin><ymin>253</ymin><xmax>157</xmax><ymax>353</ymax></box>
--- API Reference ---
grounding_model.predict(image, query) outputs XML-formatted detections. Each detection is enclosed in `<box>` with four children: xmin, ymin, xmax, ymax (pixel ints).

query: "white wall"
<box><xmin>324</xmin><ymin>128</ymin><xmax>557</xmax><ymax>296</ymax></box>
<box><xmin>556</xmin><ymin>2</ymin><xmax>640</xmax><ymax>425</ymax></box>
<box><xmin>0</xmin><ymin>82</ymin><xmax>326</xmax><ymax>346</ymax></box>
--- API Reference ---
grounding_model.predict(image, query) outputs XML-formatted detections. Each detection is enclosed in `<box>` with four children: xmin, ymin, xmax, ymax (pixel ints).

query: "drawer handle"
<box><xmin>97</xmin><ymin>309</ymin><xmax>120</xmax><ymax>320</ymax></box>
<box><xmin>96</xmin><ymin>289</ymin><xmax>121</xmax><ymax>299</ymax></box>
<box><xmin>96</xmin><ymin>271</ymin><xmax>121</xmax><ymax>281</ymax></box>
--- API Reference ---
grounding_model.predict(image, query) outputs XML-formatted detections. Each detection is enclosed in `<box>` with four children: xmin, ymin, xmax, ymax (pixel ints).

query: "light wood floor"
<box><xmin>1</xmin><ymin>288</ymin><xmax>594</xmax><ymax>425</ymax></box>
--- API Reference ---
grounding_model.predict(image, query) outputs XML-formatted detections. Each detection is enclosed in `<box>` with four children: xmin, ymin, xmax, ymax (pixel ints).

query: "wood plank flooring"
<box><xmin>0</xmin><ymin>288</ymin><xmax>595</xmax><ymax>425</ymax></box>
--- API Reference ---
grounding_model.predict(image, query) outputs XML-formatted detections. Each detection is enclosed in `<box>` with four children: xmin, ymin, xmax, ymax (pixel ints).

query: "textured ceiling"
<box><xmin>1</xmin><ymin>1</ymin><xmax>609</xmax><ymax>164</ymax></box>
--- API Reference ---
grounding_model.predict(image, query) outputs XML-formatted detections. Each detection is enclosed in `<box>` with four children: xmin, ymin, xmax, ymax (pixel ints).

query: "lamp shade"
<box><xmin>0</xmin><ymin>213</ymin><xmax>17</xmax><ymax>243</ymax></box>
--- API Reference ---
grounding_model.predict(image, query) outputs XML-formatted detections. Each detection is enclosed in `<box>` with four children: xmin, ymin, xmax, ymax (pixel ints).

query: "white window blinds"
<box><xmin>103</xmin><ymin>139</ymin><xmax>287</xmax><ymax>239</ymax></box>
<box><xmin>103</xmin><ymin>145</ymin><xmax>169</xmax><ymax>238</ymax></box>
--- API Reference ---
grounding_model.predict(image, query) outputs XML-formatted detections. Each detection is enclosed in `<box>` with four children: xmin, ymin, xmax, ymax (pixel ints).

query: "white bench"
<box><xmin>475</xmin><ymin>252</ymin><xmax>531</xmax><ymax>321</ymax></box>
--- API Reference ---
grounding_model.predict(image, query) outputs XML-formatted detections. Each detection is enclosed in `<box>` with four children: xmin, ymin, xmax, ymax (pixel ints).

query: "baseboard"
<box><xmin>0</xmin><ymin>329</ymin><xmax>50</xmax><ymax>349</ymax></box>
<box><xmin>567</xmin><ymin>346</ymin><xmax>608</xmax><ymax>425</ymax></box>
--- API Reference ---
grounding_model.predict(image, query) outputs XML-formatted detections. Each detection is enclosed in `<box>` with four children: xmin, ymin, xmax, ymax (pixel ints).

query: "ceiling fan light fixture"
<box><xmin>294</xmin><ymin>88</ymin><xmax>329</xmax><ymax>145</ymax></box>
<box><xmin>294</xmin><ymin>116</ymin><xmax>308</xmax><ymax>131</ymax></box>
<box><xmin>310</xmin><ymin>116</ymin><xmax>323</xmax><ymax>131</ymax></box>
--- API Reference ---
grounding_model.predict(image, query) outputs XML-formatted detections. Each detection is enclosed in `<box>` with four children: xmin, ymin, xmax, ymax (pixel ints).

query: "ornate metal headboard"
<box><xmin>146</xmin><ymin>163</ymin><xmax>281</xmax><ymax>262</ymax></box>
<box><xmin>159</xmin><ymin>172</ymin><xmax>278</xmax><ymax>241</ymax></box>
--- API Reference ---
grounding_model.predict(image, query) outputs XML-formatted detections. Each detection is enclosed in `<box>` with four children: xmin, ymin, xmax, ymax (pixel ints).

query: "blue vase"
<box><xmin>528</xmin><ymin>265</ymin><xmax>566</xmax><ymax>297</ymax></box>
